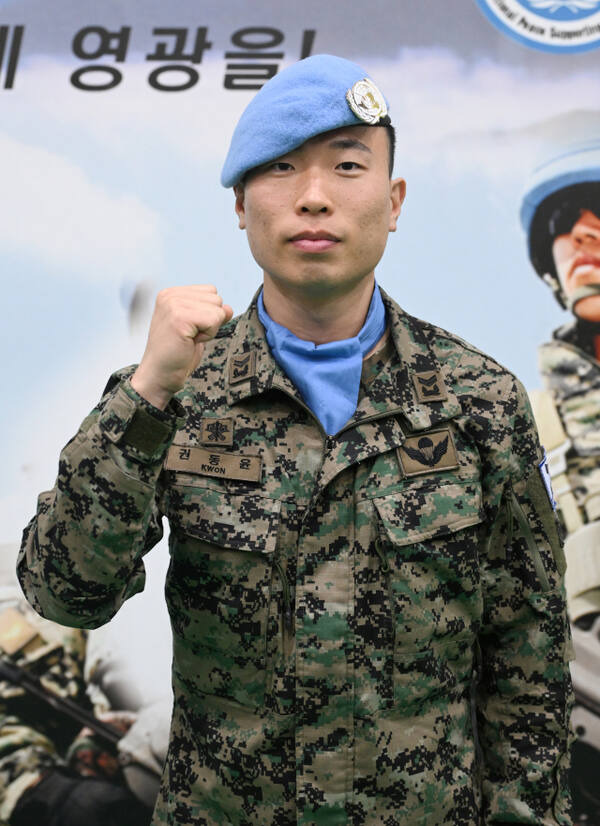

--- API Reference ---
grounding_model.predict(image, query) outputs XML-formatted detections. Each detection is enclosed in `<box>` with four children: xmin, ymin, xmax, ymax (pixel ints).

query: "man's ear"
<box><xmin>234</xmin><ymin>184</ymin><xmax>246</xmax><ymax>229</ymax></box>
<box><xmin>388</xmin><ymin>177</ymin><xmax>406</xmax><ymax>232</ymax></box>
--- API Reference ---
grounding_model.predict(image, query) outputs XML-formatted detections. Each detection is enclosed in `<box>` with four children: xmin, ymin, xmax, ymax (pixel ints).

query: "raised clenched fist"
<box><xmin>131</xmin><ymin>285</ymin><xmax>233</xmax><ymax>409</ymax></box>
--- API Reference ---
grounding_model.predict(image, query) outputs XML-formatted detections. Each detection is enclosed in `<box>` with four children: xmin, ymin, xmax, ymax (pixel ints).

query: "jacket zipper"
<box><xmin>506</xmin><ymin>495</ymin><xmax>514</xmax><ymax>552</ymax></box>
<box><xmin>374</xmin><ymin>532</ymin><xmax>396</xmax><ymax>706</ymax></box>
<box><xmin>509</xmin><ymin>489</ymin><xmax>551</xmax><ymax>592</ymax></box>
<box><xmin>274</xmin><ymin>558</ymin><xmax>293</xmax><ymax>635</ymax></box>
<box><xmin>374</xmin><ymin>536</ymin><xmax>390</xmax><ymax>575</ymax></box>
<box><xmin>374</xmin><ymin>535</ymin><xmax>393</xmax><ymax>626</ymax></box>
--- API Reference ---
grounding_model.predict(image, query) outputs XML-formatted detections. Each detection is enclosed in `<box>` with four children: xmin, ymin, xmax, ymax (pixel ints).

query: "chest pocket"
<box><xmin>373</xmin><ymin>478</ymin><xmax>484</xmax><ymax>709</ymax></box>
<box><xmin>165</xmin><ymin>484</ymin><xmax>280</xmax><ymax>710</ymax></box>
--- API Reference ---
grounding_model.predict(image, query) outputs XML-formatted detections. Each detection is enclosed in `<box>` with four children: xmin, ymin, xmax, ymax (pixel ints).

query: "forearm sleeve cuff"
<box><xmin>97</xmin><ymin>380</ymin><xmax>185</xmax><ymax>463</ymax></box>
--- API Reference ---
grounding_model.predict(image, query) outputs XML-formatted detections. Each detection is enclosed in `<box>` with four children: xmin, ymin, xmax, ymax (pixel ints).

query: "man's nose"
<box><xmin>295</xmin><ymin>171</ymin><xmax>332</xmax><ymax>214</ymax></box>
<box><xmin>572</xmin><ymin>220</ymin><xmax>600</xmax><ymax>246</ymax></box>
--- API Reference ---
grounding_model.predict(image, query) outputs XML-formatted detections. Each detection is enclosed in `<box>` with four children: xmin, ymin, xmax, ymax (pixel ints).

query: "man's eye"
<box><xmin>271</xmin><ymin>162</ymin><xmax>293</xmax><ymax>172</ymax></box>
<box><xmin>338</xmin><ymin>161</ymin><xmax>360</xmax><ymax>171</ymax></box>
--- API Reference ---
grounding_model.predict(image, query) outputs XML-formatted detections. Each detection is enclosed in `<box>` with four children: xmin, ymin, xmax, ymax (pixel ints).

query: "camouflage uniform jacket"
<box><xmin>18</xmin><ymin>290</ymin><xmax>573</xmax><ymax>826</ymax></box>
<box><xmin>539</xmin><ymin>321</ymin><xmax>600</xmax><ymax>524</ymax></box>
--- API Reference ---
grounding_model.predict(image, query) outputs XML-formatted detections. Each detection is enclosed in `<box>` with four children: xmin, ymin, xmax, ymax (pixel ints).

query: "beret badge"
<box><xmin>345</xmin><ymin>78</ymin><xmax>388</xmax><ymax>125</ymax></box>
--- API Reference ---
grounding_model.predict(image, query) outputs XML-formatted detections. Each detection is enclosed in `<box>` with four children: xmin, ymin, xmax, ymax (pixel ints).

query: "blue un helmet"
<box><xmin>520</xmin><ymin>139</ymin><xmax>600</xmax><ymax>310</ymax></box>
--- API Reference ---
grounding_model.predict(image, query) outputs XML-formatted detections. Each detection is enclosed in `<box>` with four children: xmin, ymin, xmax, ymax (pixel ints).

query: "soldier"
<box><xmin>18</xmin><ymin>54</ymin><xmax>573</xmax><ymax>825</ymax></box>
<box><xmin>522</xmin><ymin>141</ymin><xmax>600</xmax><ymax>621</ymax></box>
<box><xmin>521</xmin><ymin>141</ymin><xmax>600</xmax><ymax>824</ymax></box>
<box><xmin>0</xmin><ymin>544</ymin><xmax>152</xmax><ymax>826</ymax></box>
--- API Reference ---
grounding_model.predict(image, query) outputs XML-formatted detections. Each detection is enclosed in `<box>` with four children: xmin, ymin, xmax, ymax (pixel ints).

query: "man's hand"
<box><xmin>131</xmin><ymin>285</ymin><xmax>233</xmax><ymax>409</ymax></box>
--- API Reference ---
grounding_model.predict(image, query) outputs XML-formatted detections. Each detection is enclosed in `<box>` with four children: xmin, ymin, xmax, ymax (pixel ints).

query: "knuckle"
<box><xmin>156</xmin><ymin>287</ymin><xmax>180</xmax><ymax>310</ymax></box>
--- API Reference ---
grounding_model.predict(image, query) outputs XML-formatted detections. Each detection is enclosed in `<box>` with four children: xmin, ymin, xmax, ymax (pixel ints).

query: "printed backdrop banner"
<box><xmin>1</xmin><ymin>0</ymin><xmax>599</xmax><ymax>806</ymax></box>
<box><xmin>3</xmin><ymin>0</ymin><xmax>600</xmax><ymax>541</ymax></box>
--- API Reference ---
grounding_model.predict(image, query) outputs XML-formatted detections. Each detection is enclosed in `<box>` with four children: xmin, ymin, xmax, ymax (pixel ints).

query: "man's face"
<box><xmin>553</xmin><ymin>209</ymin><xmax>600</xmax><ymax>321</ymax></box>
<box><xmin>234</xmin><ymin>126</ymin><xmax>405</xmax><ymax>299</ymax></box>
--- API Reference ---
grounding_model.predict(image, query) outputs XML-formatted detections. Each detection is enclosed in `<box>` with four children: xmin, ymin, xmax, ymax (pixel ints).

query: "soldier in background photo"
<box><xmin>0</xmin><ymin>542</ymin><xmax>166</xmax><ymax>826</ymax></box>
<box><xmin>522</xmin><ymin>139</ymin><xmax>600</xmax><ymax>825</ymax></box>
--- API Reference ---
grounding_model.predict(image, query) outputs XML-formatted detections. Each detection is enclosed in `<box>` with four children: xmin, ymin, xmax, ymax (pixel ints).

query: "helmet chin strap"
<box><xmin>541</xmin><ymin>272</ymin><xmax>567</xmax><ymax>310</ymax></box>
<box><xmin>568</xmin><ymin>283</ymin><xmax>600</xmax><ymax>313</ymax></box>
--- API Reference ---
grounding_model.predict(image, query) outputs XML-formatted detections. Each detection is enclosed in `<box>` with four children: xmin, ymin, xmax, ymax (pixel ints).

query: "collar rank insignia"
<box><xmin>229</xmin><ymin>350</ymin><xmax>256</xmax><ymax>384</ymax></box>
<box><xmin>412</xmin><ymin>370</ymin><xmax>448</xmax><ymax>403</ymax></box>
<box><xmin>397</xmin><ymin>428</ymin><xmax>459</xmax><ymax>477</ymax></box>
<box><xmin>201</xmin><ymin>417</ymin><xmax>233</xmax><ymax>447</ymax></box>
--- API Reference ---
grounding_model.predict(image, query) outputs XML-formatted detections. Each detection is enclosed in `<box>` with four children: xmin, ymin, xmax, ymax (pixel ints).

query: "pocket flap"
<box><xmin>374</xmin><ymin>480</ymin><xmax>483</xmax><ymax>546</ymax></box>
<box><xmin>170</xmin><ymin>488</ymin><xmax>281</xmax><ymax>554</ymax></box>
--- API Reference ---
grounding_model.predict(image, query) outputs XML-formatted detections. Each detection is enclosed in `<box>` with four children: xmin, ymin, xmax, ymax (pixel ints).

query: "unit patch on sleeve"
<box><xmin>412</xmin><ymin>370</ymin><xmax>448</xmax><ymax>403</ymax></box>
<box><xmin>538</xmin><ymin>449</ymin><xmax>557</xmax><ymax>511</ymax></box>
<box><xmin>165</xmin><ymin>445</ymin><xmax>262</xmax><ymax>482</ymax></box>
<box><xmin>201</xmin><ymin>417</ymin><xmax>234</xmax><ymax>447</ymax></box>
<box><xmin>397</xmin><ymin>428</ymin><xmax>459</xmax><ymax>477</ymax></box>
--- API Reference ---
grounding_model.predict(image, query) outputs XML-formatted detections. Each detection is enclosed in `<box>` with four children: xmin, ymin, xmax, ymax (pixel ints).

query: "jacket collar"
<box><xmin>225</xmin><ymin>286</ymin><xmax>461</xmax><ymax>432</ymax></box>
<box><xmin>225</xmin><ymin>288</ymin><xmax>304</xmax><ymax>408</ymax></box>
<box><xmin>380</xmin><ymin>289</ymin><xmax>461</xmax><ymax>431</ymax></box>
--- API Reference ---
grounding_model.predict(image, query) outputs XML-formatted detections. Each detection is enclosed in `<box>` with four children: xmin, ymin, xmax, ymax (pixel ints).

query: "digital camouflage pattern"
<box><xmin>0</xmin><ymin>594</ymin><xmax>88</xmax><ymax>824</ymax></box>
<box><xmin>18</xmin><ymin>290</ymin><xmax>573</xmax><ymax>825</ymax></box>
<box><xmin>539</xmin><ymin>322</ymin><xmax>600</xmax><ymax>524</ymax></box>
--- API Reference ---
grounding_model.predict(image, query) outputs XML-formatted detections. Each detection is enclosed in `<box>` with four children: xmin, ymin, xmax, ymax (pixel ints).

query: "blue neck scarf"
<box><xmin>257</xmin><ymin>285</ymin><xmax>386</xmax><ymax>435</ymax></box>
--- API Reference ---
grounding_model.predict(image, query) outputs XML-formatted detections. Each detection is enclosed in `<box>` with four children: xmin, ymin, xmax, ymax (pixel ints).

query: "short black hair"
<box><xmin>385</xmin><ymin>124</ymin><xmax>396</xmax><ymax>177</ymax></box>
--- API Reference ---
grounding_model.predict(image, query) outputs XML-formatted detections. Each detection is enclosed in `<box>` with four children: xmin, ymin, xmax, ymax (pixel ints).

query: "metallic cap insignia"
<box><xmin>345</xmin><ymin>78</ymin><xmax>388</xmax><ymax>125</ymax></box>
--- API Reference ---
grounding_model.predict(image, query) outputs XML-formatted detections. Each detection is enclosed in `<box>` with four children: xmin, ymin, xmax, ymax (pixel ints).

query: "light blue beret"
<box><xmin>520</xmin><ymin>139</ymin><xmax>600</xmax><ymax>235</ymax></box>
<box><xmin>220</xmin><ymin>54</ymin><xmax>390</xmax><ymax>188</ymax></box>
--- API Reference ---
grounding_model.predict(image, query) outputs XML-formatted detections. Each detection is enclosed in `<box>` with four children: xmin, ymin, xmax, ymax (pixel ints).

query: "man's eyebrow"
<box><xmin>327</xmin><ymin>138</ymin><xmax>372</xmax><ymax>154</ymax></box>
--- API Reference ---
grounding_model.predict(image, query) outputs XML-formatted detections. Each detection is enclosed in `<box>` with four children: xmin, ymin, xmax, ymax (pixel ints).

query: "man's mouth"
<box><xmin>571</xmin><ymin>254</ymin><xmax>600</xmax><ymax>278</ymax></box>
<box><xmin>289</xmin><ymin>231</ymin><xmax>339</xmax><ymax>252</ymax></box>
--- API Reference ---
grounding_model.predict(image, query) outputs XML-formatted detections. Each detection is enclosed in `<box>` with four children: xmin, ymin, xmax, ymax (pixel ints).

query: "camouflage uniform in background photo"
<box><xmin>0</xmin><ymin>543</ymin><xmax>162</xmax><ymax>826</ymax></box>
<box><xmin>17</xmin><ymin>56</ymin><xmax>573</xmax><ymax>825</ymax></box>
<box><xmin>521</xmin><ymin>139</ymin><xmax>600</xmax><ymax>825</ymax></box>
